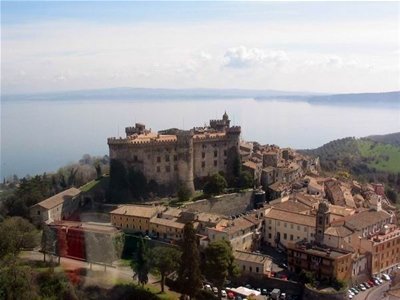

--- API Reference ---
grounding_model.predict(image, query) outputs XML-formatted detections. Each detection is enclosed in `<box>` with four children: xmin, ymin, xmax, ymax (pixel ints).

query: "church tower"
<box><xmin>315</xmin><ymin>201</ymin><xmax>330</xmax><ymax>245</ymax></box>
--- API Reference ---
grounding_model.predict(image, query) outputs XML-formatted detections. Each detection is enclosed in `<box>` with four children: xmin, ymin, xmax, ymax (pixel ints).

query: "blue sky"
<box><xmin>2</xmin><ymin>1</ymin><xmax>399</xmax><ymax>93</ymax></box>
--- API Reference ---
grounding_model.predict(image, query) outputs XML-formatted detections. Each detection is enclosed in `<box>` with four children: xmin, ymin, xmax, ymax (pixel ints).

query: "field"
<box><xmin>358</xmin><ymin>139</ymin><xmax>400</xmax><ymax>173</ymax></box>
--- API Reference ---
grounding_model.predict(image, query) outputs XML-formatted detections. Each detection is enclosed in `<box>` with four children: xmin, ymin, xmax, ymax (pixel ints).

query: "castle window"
<box><xmin>134</xmin><ymin>155</ymin><xmax>138</xmax><ymax>162</ymax></box>
<box><xmin>174</xmin><ymin>165</ymin><xmax>178</xmax><ymax>171</ymax></box>
<box><xmin>224</xmin><ymin>160</ymin><xmax>227</xmax><ymax>165</ymax></box>
<box><xmin>174</xmin><ymin>155</ymin><xmax>177</xmax><ymax>161</ymax></box>
<box><xmin>166</xmin><ymin>166</ymin><xmax>171</xmax><ymax>172</ymax></box>
<box><xmin>157</xmin><ymin>166</ymin><xmax>161</xmax><ymax>173</ymax></box>
<box><xmin>157</xmin><ymin>156</ymin><xmax>161</xmax><ymax>163</ymax></box>
<box><xmin>165</xmin><ymin>155</ymin><xmax>170</xmax><ymax>162</ymax></box>
<box><xmin>290</xmin><ymin>234</ymin><xmax>293</xmax><ymax>240</ymax></box>
<box><xmin>214</xmin><ymin>150</ymin><xmax>218</xmax><ymax>157</ymax></box>
<box><xmin>202</xmin><ymin>152</ymin><xmax>205</xmax><ymax>158</ymax></box>
<box><xmin>214</xmin><ymin>160</ymin><xmax>217</xmax><ymax>167</ymax></box>
<box><xmin>224</xmin><ymin>150</ymin><xmax>227</xmax><ymax>156</ymax></box>
<box><xmin>284</xmin><ymin>233</ymin><xmax>287</xmax><ymax>240</ymax></box>
<box><xmin>202</xmin><ymin>162</ymin><xmax>205</xmax><ymax>168</ymax></box>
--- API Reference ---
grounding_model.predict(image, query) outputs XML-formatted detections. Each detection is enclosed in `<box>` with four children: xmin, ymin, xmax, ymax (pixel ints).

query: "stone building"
<box><xmin>107</xmin><ymin>113</ymin><xmax>240</xmax><ymax>193</ymax></box>
<box><xmin>30</xmin><ymin>188</ymin><xmax>81</xmax><ymax>225</ymax></box>
<box><xmin>287</xmin><ymin>240</ymin><xmax>353</xmax><ymax>282</ymax></box>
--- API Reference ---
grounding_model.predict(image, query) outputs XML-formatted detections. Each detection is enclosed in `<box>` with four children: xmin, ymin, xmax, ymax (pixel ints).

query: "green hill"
<box><xmin>358</xmin><ymin>139</ymin><xmax>400</xmax><ymax>173</ymax></box>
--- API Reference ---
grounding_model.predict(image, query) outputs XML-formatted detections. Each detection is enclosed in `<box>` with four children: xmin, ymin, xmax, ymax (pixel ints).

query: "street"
<box><xmin>353</xmin><ymin>282</ymin><xmax>390</xmax><ymax>300</ymax></box>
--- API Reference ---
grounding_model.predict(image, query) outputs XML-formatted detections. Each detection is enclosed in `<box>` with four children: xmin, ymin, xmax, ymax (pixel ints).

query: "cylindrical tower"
<box><xmin>176</xmin><ymin>130</ymin><xmax>195</xmax><ymax>194</ymax></box>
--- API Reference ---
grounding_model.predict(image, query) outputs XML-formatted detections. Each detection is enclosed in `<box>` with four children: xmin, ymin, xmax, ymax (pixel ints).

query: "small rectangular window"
<box><xmin>157</xmin><ymin>156</ymin><xmax>161</xmax><ymax>163</ymax></box>
<box><xmin>224</xmin><ymin>150</ymin><xmax>227</xmax><ymax>156</ymax></box>
<box><xmin>214</xmin><ymin>150</ymin><xmax>218</xmax><ymax>157</ymax></box>
<box><xmin>202</xmin><ymin>152</ymin><xmax>205</xmax><ymax>158</ymax></box>
<box><xmin>202</xmin><ymin>161</ymin><xmax>205</xmax><ymax>168</ymax></box>
<box><xmin>174</xmin><ymin>155</ymin><xmax>177</xmax><ymax>161</ymax></box>
<box><xmin>165</xmin><ymin>155</ymin><xmax>170</xmax><ymax>162</ymax></box>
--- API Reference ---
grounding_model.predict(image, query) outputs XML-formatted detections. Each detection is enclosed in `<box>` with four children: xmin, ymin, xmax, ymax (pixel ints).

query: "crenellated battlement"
<box><xmin>108</xmin><ymin>137</ymin><xmax>177</xmax><ymax>146</ymax></box>
<box><xmin>226</xmin><ymin>126</ymin><xmax>241</xmax><ymax>134</ymax></box>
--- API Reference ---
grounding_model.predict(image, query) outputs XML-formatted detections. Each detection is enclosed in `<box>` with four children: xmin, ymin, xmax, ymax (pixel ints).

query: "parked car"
<box><xmin>348</xmin><ymin>289</ymin><xmax>354</xmax><ymax>296</ymax></box>
<box><xmin>204</xmin><ymin>284</ymin><xmax>212</xmax><ymax>291</ymax></box>
<box><xmin>358</xmin><ymin>284</ymin><xmax>366</xmax><ymax>291</ymax></box>
<box><xmin>350</xmin><ymin>288</ymin><xmax>359</xmax><ymax>294</ymax></box>
<box><xmin>373</xmin><ymin>279</ymin><xmax>380</xmax><ymax>286</ymax></box>
<box><xmin>221</xmin><ymin>290</ymin><xmax>227</xmax><ymax>298</ymax></box>
<box><xmin>280</xmin><ymin>263</ymin><xmax>288</xmax><ymax>269</ymax></box>
<box><xmin>382</xmin><ymin>273</ymin><xmax>391</xmax><ymax>281</ymax></box>
<box><xmin>213</xmin><ymin>287</ymin><xmax>219</xmax><ymax>295</ymax></box>
<box><xmin>363</xmin><ymin>282</ymin><xmax>371</xmax><ymax>288</ymax></box>
<box><xmin>262</xmin><ymin>288</ymin><xmax>268</xmax><ymax>295</ymax></box>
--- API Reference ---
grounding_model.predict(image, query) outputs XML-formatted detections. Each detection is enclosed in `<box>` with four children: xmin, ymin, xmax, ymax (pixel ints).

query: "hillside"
<box><xmin>301</xmin><ymin>136</ymin><xmax>400</xmax><ymax>174</ymax></box>
<box><xmin>300</xmin><ymin>135</ymin><xmax>400</xmax><ymax>203</ymax></box>
<box><xmin>366</xmin><ymin>132</ymin><xmax>400</xmax><ymax>147</ymax></box>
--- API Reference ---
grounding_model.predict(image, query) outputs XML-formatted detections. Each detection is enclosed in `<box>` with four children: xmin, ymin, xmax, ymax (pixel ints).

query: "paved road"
<box><xmin>352</xmin><ymin>282</ymin><xmax>390</xmax><ymax>300</ymax></box>
<box><xmin>20</xmin><ymin>250</ymin><xmax>159</xmax><ymax>287</ymax></box>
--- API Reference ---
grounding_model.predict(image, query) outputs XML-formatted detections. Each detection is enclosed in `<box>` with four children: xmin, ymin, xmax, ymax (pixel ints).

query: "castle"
<box><xmin>107</xmin><ymin>112</ymin><xmax>241</xmax><ymax>193</ymax></box>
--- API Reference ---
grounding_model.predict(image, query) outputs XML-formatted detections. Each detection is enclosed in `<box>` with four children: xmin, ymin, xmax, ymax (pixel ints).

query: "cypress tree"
<box><xmin>178</xmin><ymin>222</ymin><xmax>202</xmax><ymax>299</ymax></box>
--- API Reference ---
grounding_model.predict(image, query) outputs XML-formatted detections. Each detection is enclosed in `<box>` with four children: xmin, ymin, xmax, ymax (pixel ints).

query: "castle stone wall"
<box><xmin>184</xmin><ymin>190</ymin><xmax>254</xmax><ymax>216</ymax></box>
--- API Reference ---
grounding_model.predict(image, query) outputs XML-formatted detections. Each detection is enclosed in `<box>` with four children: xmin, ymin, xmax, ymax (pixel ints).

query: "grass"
<box><xmin>358</xmin><ymin>140</ymin><xmax>400</xmax><ymax>173</ymax></box>
<box><xmin>80</xmin><ymin>179</ymin><xmax>101</xmax><ymax>193</ymax></box>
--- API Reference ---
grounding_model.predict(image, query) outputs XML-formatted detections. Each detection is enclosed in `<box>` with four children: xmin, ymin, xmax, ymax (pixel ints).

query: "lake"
<box><xmin>1</xmin><ymin>98</ymin><xmax>399</xmax><ymax>178</ymax></box>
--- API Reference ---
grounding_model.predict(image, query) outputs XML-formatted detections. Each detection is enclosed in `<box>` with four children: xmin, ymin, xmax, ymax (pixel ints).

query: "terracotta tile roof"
<box><xmin>150</xmin><ymin>217</ymin><xmax>185</xmax><ymax>229</ymax></box>
<box><xmin>234</xmin><ymin>250</ymin><xmax>272</xmax><ymax>264</ymax></box>
<box><xmin>271</xmin><ymin>200</ymin><xmax>311</xmax><ymax>214</ymax></box>
<box><xmin>243</xmin><ymin>160</ymin><xmax>258</xmax><ymax>170</ymax></box>
<box><xmin>344</xmin><ymin>210</ymin><xmax>392</xmax><ymax>231</ymax></box>
<box><xmin>328</xmin><ymin>205</ymin><xmax>355</xmax><ymax>217</ymax></box>
<box><xmin>324</xmin><ymin>225</ymin><xmax>354</xmax><ymax>237</ymax></box>
<box><xmin>215</xmin><ymin>217</ymin><xmax>254</xmax><ymax>234</ymax></box>
<box><xmin>35</xmin><ymin>188</ymin><xmax>81</xmax><ymax>210</ymax></box>
<box><xmin>265</xmin><ymin>208</ymin><xmax>316</xmax><ymax>227</ymax></box>
<box><xmin>110</xmin><ymin>205</ymin><xmax>160</xmax><ymax>219</ymax></box>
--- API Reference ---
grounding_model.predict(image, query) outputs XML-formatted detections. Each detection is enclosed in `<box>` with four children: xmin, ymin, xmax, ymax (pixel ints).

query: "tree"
<box><xmin>203</xmin><ymin>173</ymin><xmax>227</xmax><ymax>196</ymax></box>
<box><xmin>237</xmin><ymin>171</ymin><xmax>253</xmax><ymax>189</ymax></box>
<box><xmin>204</xmin><ymin>240</ymin><xmax>239</xmax><ymax>299</ymax></box>
<box><xmin>0</xmin><ymin>254</ymin><xmax>38</xmax><ymax>300</ymax></box>
<box><xmin>178</xmin><ymin>222</ymin><xmax>202</xmax><ymax>299</ymax></box>
<box><xmin>0</xmin><ymin>217</ymin><xmax>38</xmax><ymax>259</ymax></box>
<box><xmin>386</xmin><ymin>188</ymin><xmax>398</xmax><ymax>204</ymax></box>
<box><xmin>177</xmin><ymin>185</ymin><xmax>192</xmax><ymax>202</ymax></box>
<box><xmin>150</xmin><ymin>246</ymin><xmax>181</xmax><ymax>293</ymax></box>
<box><xmin>131</xmin><ymin>238</ymin><xmax>150</xmax><ymax>287</ymax></box>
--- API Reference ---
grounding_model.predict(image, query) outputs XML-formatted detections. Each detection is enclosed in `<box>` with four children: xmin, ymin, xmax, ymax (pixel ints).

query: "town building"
<box><xmin>359</xmin><ymin>224</ymin><xmax>400</xmax><ymax>276</ymax></box>
<box><xmin>107</xmin><ymin>113</ymin><xmax>241</xmax><ymax>193</ymax></box>
<box><xmin>30</xmin><ymin>187</ymin><xmax>81</xmax><ymax>225</ymax></box>
<box><xmin>264</xmin><ymin>207</ymin><xmax>316</xmax><ymax>249</ymax></box>
<box><xmin>287</xmin><ymin>240</ymin><xmax>353</xmax><ymax>281</ymax></box>
<box><xmin>110</xmin><ymin>205</ymin><xmax>162</xmax><ymax>234</ymax></box>
<box><xmin>234</xmin><ymin>250</ymin><xmax>272</xmax><ymax>276</ymax></box>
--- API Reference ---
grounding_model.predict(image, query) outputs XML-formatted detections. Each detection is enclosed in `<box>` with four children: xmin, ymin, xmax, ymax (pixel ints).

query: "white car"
<box><xmin>212</xmin><ymin>287</ymin><xmax>218</xmax><ymax>295</ymax></box>
<box><xmin>204</xmin><ymin>284</ymin><xmax>212</xmax><ymax>291</ymax></box>
<box><xmin>221</xmin><ymin>290</ymin><xmax>227</xmax><ymax>298</ymax></box>
<box><xmin>382</xmin><ymin>273</ymin><xmax>391</xmax><ymax>281</ymax></box>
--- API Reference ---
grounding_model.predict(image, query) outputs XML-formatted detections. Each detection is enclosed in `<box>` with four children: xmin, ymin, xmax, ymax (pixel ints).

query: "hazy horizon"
<box><xmin>2</xmin><ymin>2</ymin><xmax>399</xmax><ymax>94</ymax></box>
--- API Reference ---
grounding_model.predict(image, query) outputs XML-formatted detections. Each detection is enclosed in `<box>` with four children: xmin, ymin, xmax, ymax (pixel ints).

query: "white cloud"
<box><xmin>223</xmin><ymin>46</ymin><xmax>289</xmax><ymax>68</ymax></box>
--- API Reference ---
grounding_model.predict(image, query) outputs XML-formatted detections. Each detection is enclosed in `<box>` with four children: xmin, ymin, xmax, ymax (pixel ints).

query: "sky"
<box><xmin>2</xmin><ymin>1</ymin><xmax>400</xmax><ymax>94</ymax></box>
